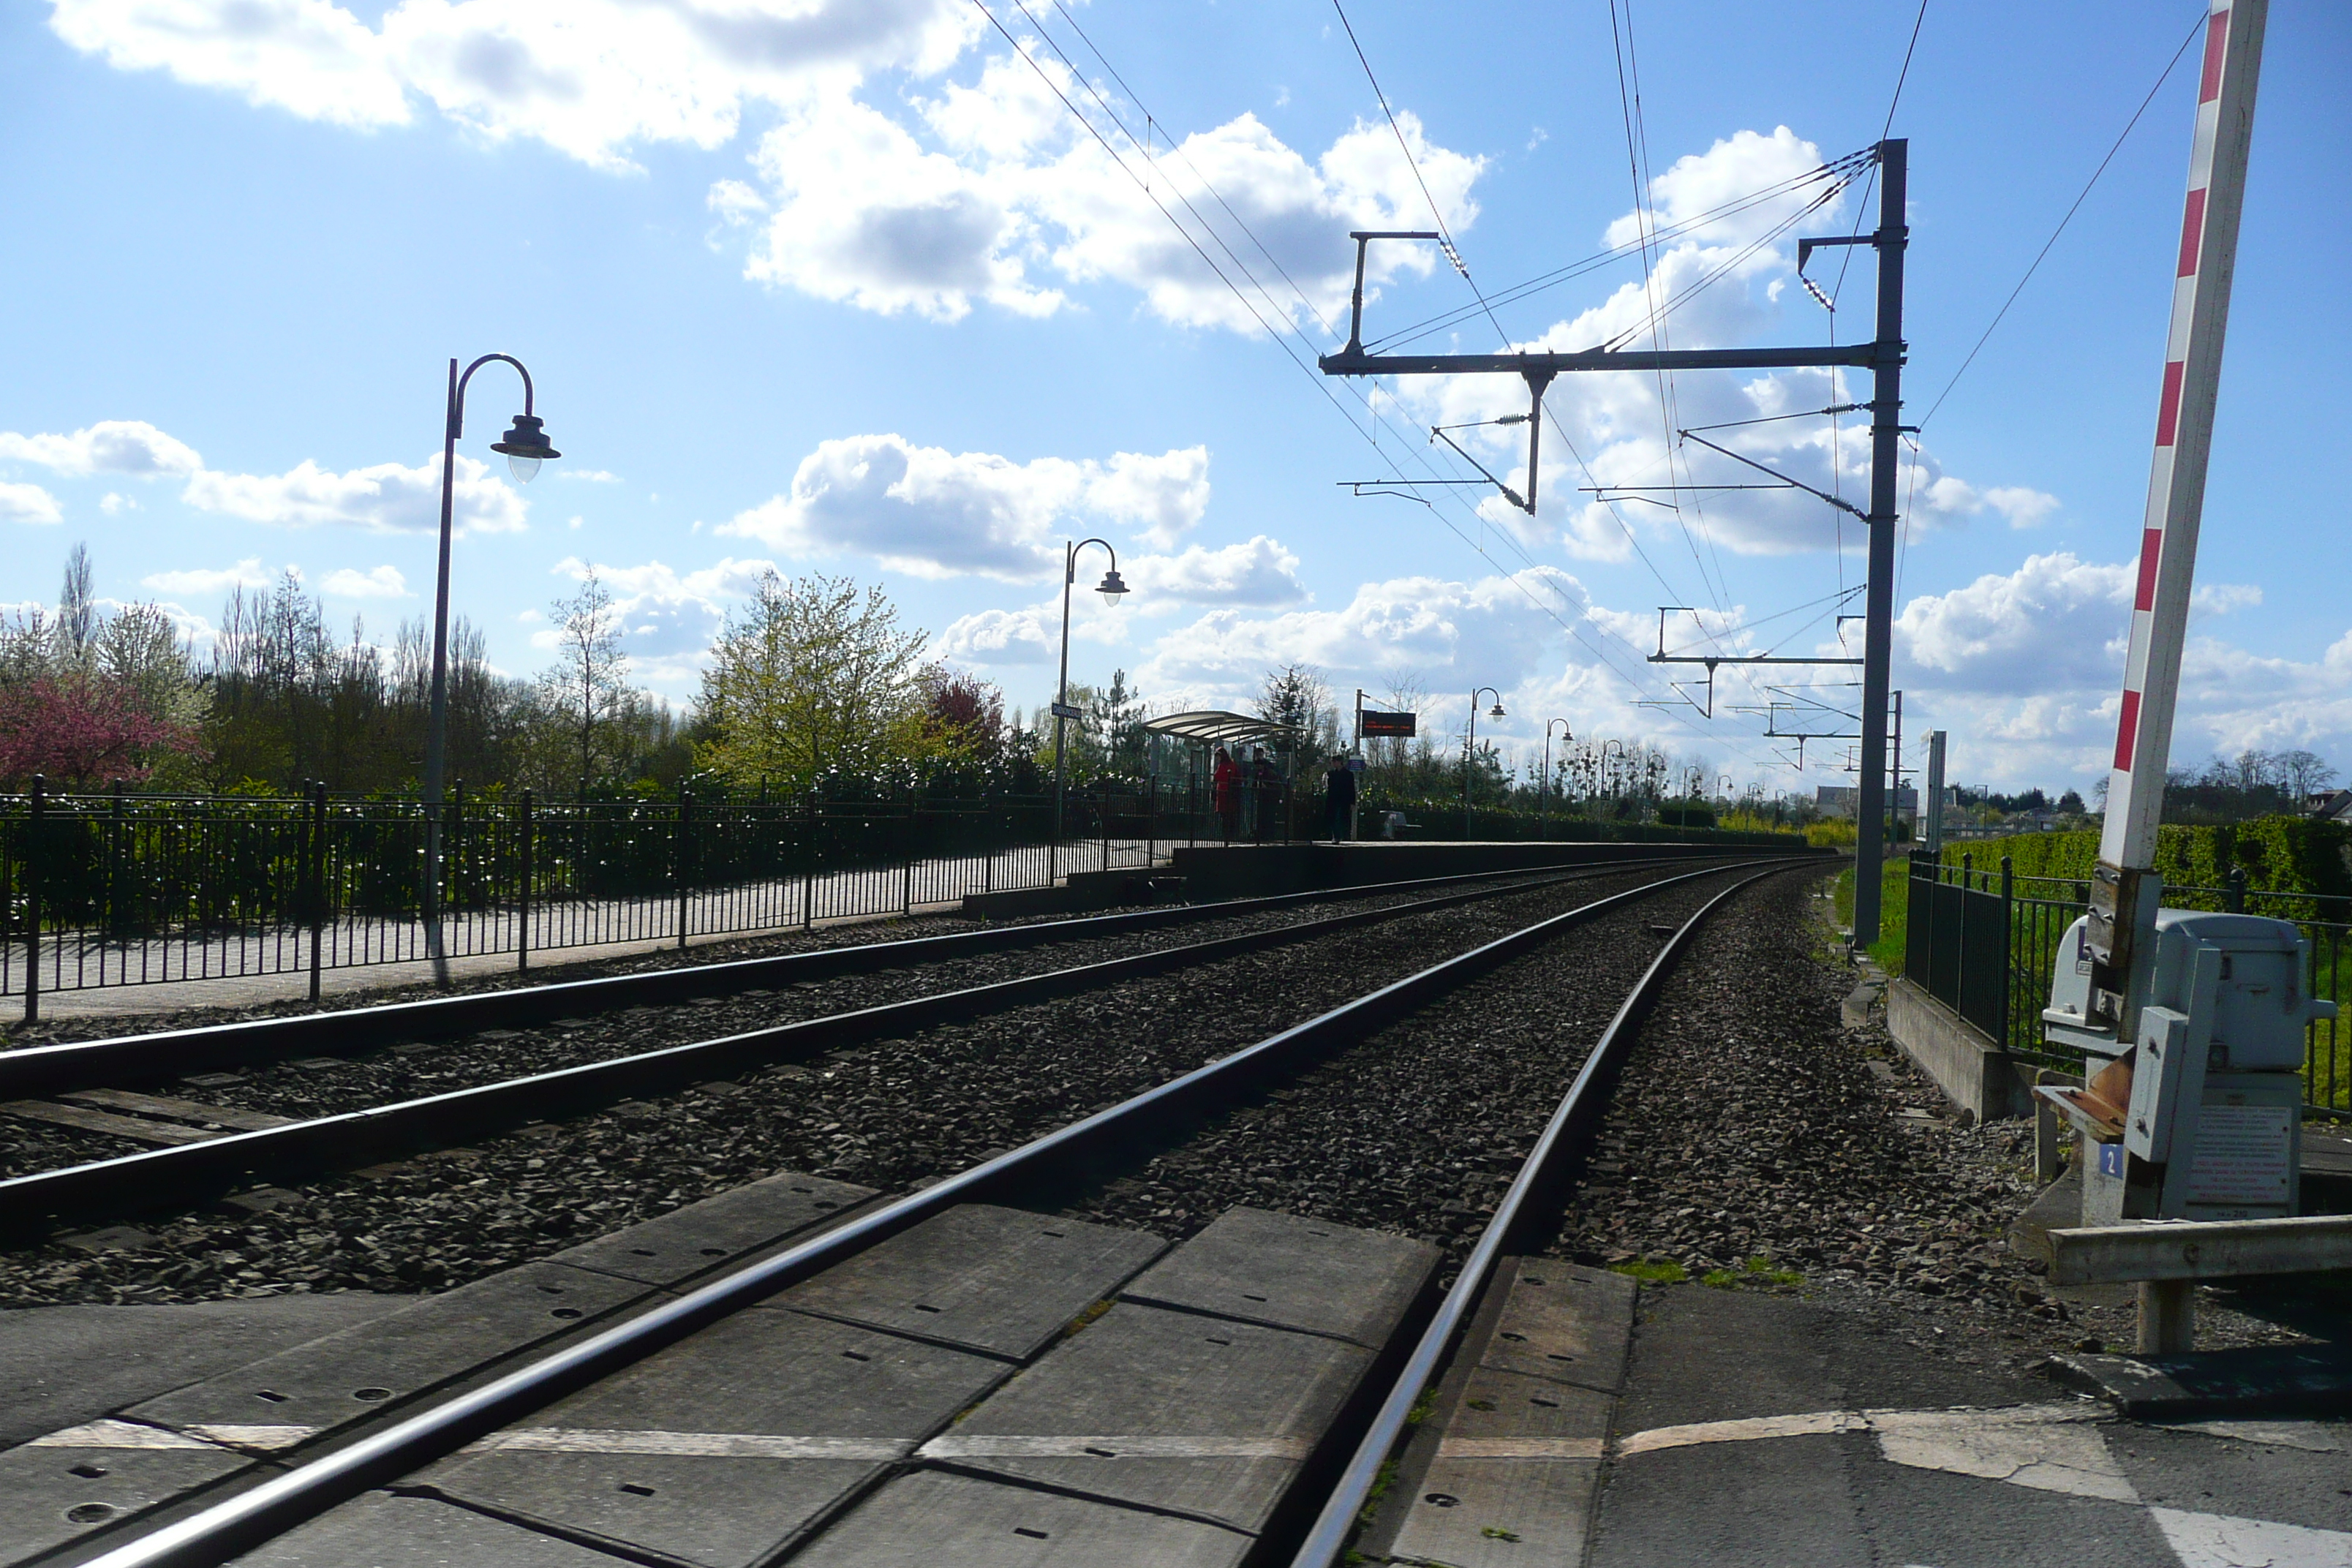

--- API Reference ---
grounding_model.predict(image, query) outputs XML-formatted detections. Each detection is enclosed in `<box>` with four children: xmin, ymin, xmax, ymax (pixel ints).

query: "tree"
<box><xmin>1093</xmin><ymin>668</ymin><xmax>1149</xmax><ymax>774</ymax></box>
<box><xmin>1255</xmin><ymin>663</ymin><xmax>1333</xmax><ymax>769</ymax></box>
<box><xmin>0</xmin><ymin>546</ymin><xmax>207</xmax><ymax>789</ymax></box>
<box><xmin>0</xmin><ymin>676</ymin><xmax>200</xmax><ymax>788</ymax></box>
<box><xmin>923</xmin><ymin>671</ymin><xmax>1006</xmax><ymax>763</ymax></box>
<box><xmin>695</xmin><ymin>571</ymin><xmax>935</xmax><ymax>788</ymax></box>
<box><xmin>535</xmin><ymin>569</ymin><xmax>638</xmax><ymax>789</ymax></box>
<box><xmin>2280</xmin><ymin>749</ymin><xmax>2338</xmax><ymax>799</ymax></box>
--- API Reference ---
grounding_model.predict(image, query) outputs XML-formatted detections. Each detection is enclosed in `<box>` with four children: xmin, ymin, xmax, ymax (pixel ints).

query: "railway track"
<box><xmin>5</xmin><ymin>857</ymin><xmax>1817</xmax><ymax>1567</ymax></box>
<box><xmin>0</xmin><ymin>857</ymin><xmax>1713</xmax><ymax>1100</ymax></box>
<box><xmin>0</xmin><ymin>858</ymin><xmax>1746</xmax><ymax>1240</ymax></box>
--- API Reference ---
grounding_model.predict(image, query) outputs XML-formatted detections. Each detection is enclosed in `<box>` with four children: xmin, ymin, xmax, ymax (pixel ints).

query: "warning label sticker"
<box><xmin>2187</xmin><ymin>1104</ymin><xmax>2294</xmax><ymax>1206</ymax></box>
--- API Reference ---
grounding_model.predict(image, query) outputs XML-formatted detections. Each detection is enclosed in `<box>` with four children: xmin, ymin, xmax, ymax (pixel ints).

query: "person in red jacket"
<box><xmin>1211</xmin><ymin>745</ymin><xmax>1240</xmax><ymax>841</ymax></box>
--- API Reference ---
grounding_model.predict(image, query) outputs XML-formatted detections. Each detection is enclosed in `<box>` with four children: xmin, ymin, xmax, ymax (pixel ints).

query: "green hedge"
<box><xmin>1942</xmin><ymin>816</ymin><xmax>2352</xmax><ymax>906</ymax></box>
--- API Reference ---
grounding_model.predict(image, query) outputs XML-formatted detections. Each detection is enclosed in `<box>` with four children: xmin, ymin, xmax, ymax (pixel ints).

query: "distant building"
<box><xmin>2310</xmin><ymin>788</ymin><xmax>2352</xmax><ymax>824</ymax></box>
<box><xmin>1815</xmin><ymin>784</ymin><xmax>1919</xmax><ymax>821</ymax></box>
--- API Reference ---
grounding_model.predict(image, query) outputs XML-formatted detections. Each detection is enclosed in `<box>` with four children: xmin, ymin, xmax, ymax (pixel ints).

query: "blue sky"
<box><xmin>4</xmin><ymin>0</ymin><xmax>2346</xmax><ymax>794</ymax></box>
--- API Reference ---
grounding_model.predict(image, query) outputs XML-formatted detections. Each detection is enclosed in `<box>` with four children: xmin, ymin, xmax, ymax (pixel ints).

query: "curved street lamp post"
<box><xmin>1463</xmin><ymin>687</ymin><xmax>1505</xmax><ymax>838</ymax></box>
<box><xmin>1540</xmin><ymin>719</ymin><xmax>1572</xmax><ymax>837</ymax></box>
<box><xmin>424</xmin><ymin>354</ymin><xmax>559</xmax><ymax>971</ymax></box>
<box><xmin>1051</xmin><ymin>538</ymin><xmax>1129</xmax><ymax>881</ymax></box>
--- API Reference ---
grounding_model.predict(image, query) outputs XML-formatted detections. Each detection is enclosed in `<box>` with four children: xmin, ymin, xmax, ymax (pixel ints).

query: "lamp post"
<box><xmin>1540</xmin><ymin>719</ymin><xmax>1572</xmax><ymax>838</ymax></box>
<box><xmin>1052</xmin><ymin>538</ymin><xmax>1129</xmax><ymax>881</ymax></box>
<box><xmin>1602</xmin><ymin>738</ymin><xmax>1624</xmax><ymax>802</ymax></box>
<box><xmin>1463</xmin><ymin>687</ymin><xmax>1505</xmax><ymax>838</ymax></box>
<box><xmin>424</xmin><ymin>354</ymin><xmax>559</xmax><ymax>969</ymax></box>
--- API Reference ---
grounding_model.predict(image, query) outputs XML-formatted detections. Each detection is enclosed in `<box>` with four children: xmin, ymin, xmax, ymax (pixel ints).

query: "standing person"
<box><xmin>1212</xmin><ymin>745</ymin><xmax>1240</xmax><ymax>842</ymax></box>
<box><xmin>1252</xmin><ymin>747</ymin><xmax>1282</xmax><ymax>843</ymax></box>
<box><xmin>1323</xmin><ymin>753</ymin><xmax>1356</xmax><ymax>843</ymax></box>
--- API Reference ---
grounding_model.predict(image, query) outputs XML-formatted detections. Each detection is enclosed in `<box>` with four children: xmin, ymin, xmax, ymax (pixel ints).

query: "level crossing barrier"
<box><xmin>1904</xmin><ymin>850</ymin><xmax>2352</xmax><ymax>1117</ymax></box>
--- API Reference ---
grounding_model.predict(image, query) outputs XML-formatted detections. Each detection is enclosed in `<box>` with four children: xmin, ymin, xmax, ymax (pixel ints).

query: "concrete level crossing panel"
<box><xmin>777</xmin><ymin>1205</ymin><xmax>1166</xmax><ymax>1361</ymax></box>
<box><xmin>1479</xmin><ymin>1261</ymin><xmax>1636</xmax><ymax>1392</ymax></box>
<box><xmin>1376</xmin><ymin>1260</ymin><xmax>1632</xmax><ymax>1568</ymax></box>
<box><xmin>918</xmin><ymin>1301</ymin><xmax>1372</xmax><ymax>1534</ymax></box>
<box><xmin>0</xmin><ymin>1422</ymin><xmax>255</xmax><ymax>1567</ymax></box>
<box><xmin>546</xmin><ymin>1172</ymin><xmax>875</xmax><ymax>1289</ymax></box>
<box><xmin>227</xmin><ymin>1491</ymin><xmax>632</xmax><ymax>1567</ymax></box>
<box><xmin>1383</xmin><ymin>1367</ymin><xmax>1612</xmax><ymax>1568</ymax></box>
<box><xmin>1117</xmin><ymin>1206</ymin><xmax>1439</xmax><ymax>1346</ymax></box>
<box><xmin>127</xmin><ymin>1262</ymin><xmax>652</xmax><ymax>1450</ymax></box>
<box><xmin>788</xmin><ymin>1469</ymin><xmax>1252</xmax><ymax>1568</ymax></box>
<box><xmin>415</xmin><ymin>1308</ymin><xmax>1009</xmax><ymax>1568</ymax></box>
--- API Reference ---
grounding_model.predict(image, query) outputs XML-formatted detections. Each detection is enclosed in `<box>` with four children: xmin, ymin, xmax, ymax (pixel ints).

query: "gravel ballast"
<box><xmin>0</xmin><ymin>865</ymin><xmax>1722</xmax><ymax>1183</ymax></box>
<box><xmin>1540</xmin><ymin>869</ymin><xmax>2322</xmax><ymax>1363</ymax></box>
<box><xmin>0</xmin><ymin>862</ymin><xmax>1746</xmax><ymax>1306</ymax></box>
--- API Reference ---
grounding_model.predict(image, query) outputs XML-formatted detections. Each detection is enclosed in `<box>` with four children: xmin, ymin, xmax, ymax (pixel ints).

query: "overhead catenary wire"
<box><xmin>968</xmin><ymin>1</ymin><xmax>1795</xmax><ymax>774</ymax></box>
<box><xmin>1916</xmin><ymin>10</ymin><xmax>2207</xmax><ymax>430</ymax></box>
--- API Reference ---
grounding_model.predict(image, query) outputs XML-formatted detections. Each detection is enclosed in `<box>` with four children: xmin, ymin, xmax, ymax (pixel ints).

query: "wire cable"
<box><xmin>1917</xmin><ymin>10</ymin><xmax>2205</xmax><ymax>429</ymax></box>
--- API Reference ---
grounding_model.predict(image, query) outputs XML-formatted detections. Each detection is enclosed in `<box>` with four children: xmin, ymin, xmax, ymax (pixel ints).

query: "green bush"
<box><xmin>1942</xmin><ymin>816</ymin><xmax>2352</xmax><ymax>911</ymax></box>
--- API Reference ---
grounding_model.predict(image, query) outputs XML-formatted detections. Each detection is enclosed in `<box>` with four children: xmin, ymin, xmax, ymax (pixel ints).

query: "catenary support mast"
<box><xmin>2088</xmin><ymin>0</ymin><xmax>2266</xmax><ymax>1030</ymax></box>
<box><xmin>1320</xmin><ymin>145</ymin><xmax>1909</xmax><ymax>943</ymax></box>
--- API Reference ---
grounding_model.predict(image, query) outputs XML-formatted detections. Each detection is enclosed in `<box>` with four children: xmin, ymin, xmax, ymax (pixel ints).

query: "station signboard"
<box><xmin>1360</xmin><ymin>709</ymin><xmax>1416</xmax><ymax>738</ymax></box>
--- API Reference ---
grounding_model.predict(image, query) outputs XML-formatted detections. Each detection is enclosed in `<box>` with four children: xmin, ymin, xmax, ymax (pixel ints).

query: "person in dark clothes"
<box><xmin>1323</xmin><ymin>753</ymin><xmax>1357</xmax><ymax>842</ymax></box>
<box><xmin>1251</xmin><ymin>747</ymin><xmax>1282</xmax><ymax>842</ymax></box>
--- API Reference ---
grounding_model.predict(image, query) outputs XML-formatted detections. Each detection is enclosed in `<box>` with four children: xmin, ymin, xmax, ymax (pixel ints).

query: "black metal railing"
<box><xmin>0</xmin><ymin>777</ymin><xmax>1226</xmax><ymax>1017</ymax></box>
<box><xmin>1905</xmin><ymin>850</ymin><xmax>2352</xmax><ymax>1116</ymax></box>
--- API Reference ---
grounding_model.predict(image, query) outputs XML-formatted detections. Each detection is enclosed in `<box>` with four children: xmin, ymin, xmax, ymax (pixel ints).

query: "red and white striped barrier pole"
<box><xmin>2087</xmin><ymin>0</ymin><xmax>2266</xmax><ymax>1025</ymax></box>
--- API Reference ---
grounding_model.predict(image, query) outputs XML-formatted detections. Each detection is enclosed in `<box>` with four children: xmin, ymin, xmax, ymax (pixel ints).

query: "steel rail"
<box><xmin>1287</xmin><ymin>862</ymin><xmax>1801</xmax><ymax>1567</ymax></box>
<box><xmin>0</xmin><ymin>857</ymin><xmax>1759</xmax><ymax>1235</ymax></box>
<box><xmin>74</xmin><ymin>857</ymin><xmax>1803</xmax><ymax>1568</ymax></box>
<box><xmin>0</xmin><ymin>851</ymin><xmax>1753</xmax><ymax>1099</ymax></box>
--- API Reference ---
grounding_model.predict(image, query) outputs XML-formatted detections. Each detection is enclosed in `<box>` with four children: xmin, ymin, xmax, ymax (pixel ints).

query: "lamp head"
<box><xmin>490</xmin><ymin>413</ymin><xmax>560</xmax><ymax>484</ymax></box>
<box><xmin>1488</xmin><ymin>701</ymin><xmax>1507</xmax><ymax>719</ymax></box>
<box><xmin>1096</xmin><ymin>568</ymin><xmax>1130</xmax><ymax>607</ymax></box>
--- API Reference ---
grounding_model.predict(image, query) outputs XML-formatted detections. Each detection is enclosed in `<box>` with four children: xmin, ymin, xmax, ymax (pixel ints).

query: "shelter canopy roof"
<box><xmin>1142</xmin><ymin>710</ymin><xmax>1304</xmax><ymax>746</ymax></box>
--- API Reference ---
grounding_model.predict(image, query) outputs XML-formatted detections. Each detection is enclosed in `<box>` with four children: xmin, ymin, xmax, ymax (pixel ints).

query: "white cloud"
<box><xmin>1128</xmin><ymin>568</ymin><xmax>1575</xmax><ymax>712</ymax></box>
<box><xmin>932</xmin><ymin>603</ymin><xmax>1059</xmax><ymax>666</ymax></box>
<box><xmin>721</xmin><ymin>434</ymin><xmax>1212</xmax><ymax>579</ymax></box>
<box><xmin>1377</xmin><ymin>128</ymin><xmax>2046</xmax><ymax>569</ymax></box>
<box><xmin>0</xmin><ymin>481</ymin><xmax>63</xmax><ymax>525</ymax></box>
<box><xmin>321</xmin><ymin>564</ymin><xmax>411</xmax><ymax>598</ymax></box>
<box><xmin>140</xmin><ymin>558</ymin><xmax>277</xmax><ymax>595</ymax></box>
<box><xmin>1888</xmin><ymin>552</ymin><xmax>2330</xmax><ymax>788</ymax></box>
<box><xmin>50</xmin><ymin>0</ymin><xmax>410</xmax><ymax>129</ymax></box>
<box><xmin>557</xmin><ymin>468</ymin><xmax>623</xmax><ymax>484</ymax></box>
<box><xmin>537</xmin><ymin>554</ymin><xmax>781</xmax><ymax>682</ymax></box>
<box><xmin>2192</xmin><ymin>582</ymin><xmax>2261</xmax><ymax>614</ymax></box>
<box><xmin>99</xmin><ymin>491</ymin><xmax>138</xmax><ymax>513</ymax></box>
<box><xmin>49</xmin><ymin>0</ymin><xmax>981</xmax><ymax>170</ymax></box>
<box><xmin>1126</xmin><ymin>536</ymin><xmax>1307</xmax><ymax>608</ymax></box>
<box><xmin>2</xmin><ymin>417</ymin><xmax>529</xmax><ymax>534</ymax></box>
<box><xmin>1980</xmin><ymin>485</ymin><xmax>2060</xmax><ymax>529</ymax></box>
<box><xmin>49</xmin><ymin>2</ymin><xmax>1485</xmax><ymax>331</ymax></box>
<box><xmin>0</xmin><ymin>419</ymin><xmax>203</xmax><ymax>478</ymax></box>
<box><xmin>181</xmin><ymin>450</ymin><xmax>527</xmax><ymax>533</ymax></box>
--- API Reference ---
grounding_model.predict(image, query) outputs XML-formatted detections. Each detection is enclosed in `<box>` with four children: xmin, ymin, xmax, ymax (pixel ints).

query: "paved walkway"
<box><xmin>1589</xmin><ymin>1284</ymin><xmax>2351</xmax><ymax>1568</ymax></box>
<box><xmin>6</xmin><ymin>841</ymin><xmax>1175</xmax><ymax>1026</ymax></box>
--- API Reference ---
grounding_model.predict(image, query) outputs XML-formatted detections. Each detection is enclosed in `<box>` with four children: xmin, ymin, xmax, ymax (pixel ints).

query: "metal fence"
<box><xmin>1905</xmin><ymin>851</ymin><xmax>2352</xmax><ymax>1115</ymax></box>
<box><xmin>0</xmin><ymin>778</ymin><xmax>1257</xmax><ymax>1016</ymax></box>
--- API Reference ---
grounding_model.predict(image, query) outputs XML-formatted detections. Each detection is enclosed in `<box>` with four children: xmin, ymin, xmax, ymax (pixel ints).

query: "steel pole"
<box><xmin>1852</xmin><ymin>139</ymin><xmax>1907</xmax><ymax>948</ymax></box>
<box><xmin>1462</xmin><ymin>703</ymin><xmax>1477</xmax><ymax>840</ymax></box>
<box><xmin>1052</xmin><ymin>543</ymin><xmax>1074</xmax><ymax>885</ymax></box>
<box><xmin>422</xmin><ymin>358</ymin><xmax>459</xmax><ymax>969</ymax></box>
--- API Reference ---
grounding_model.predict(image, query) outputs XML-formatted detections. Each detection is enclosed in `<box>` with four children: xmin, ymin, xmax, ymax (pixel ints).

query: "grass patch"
<box><xmin>1610</xmin><ymin>1257</ymin><xmax>1689</xmax><ymax>1284</ymax></box>
<box><xmin>1832</xmin><ymin>858</ymin><xmax>1908</xmax><ymax>973</ymax></box>
<box><xmin>1702</xmin><ymin>1256</ymin><xmax>1806</xmax><ymax>1291</ymax></box>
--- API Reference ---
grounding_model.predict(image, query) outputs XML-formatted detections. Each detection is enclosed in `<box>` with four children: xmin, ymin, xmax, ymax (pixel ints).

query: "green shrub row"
<box><xmin>1940</xmin><ymin>815</ymin><xmax>2352</xmax><ymax>908</ymax></box>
